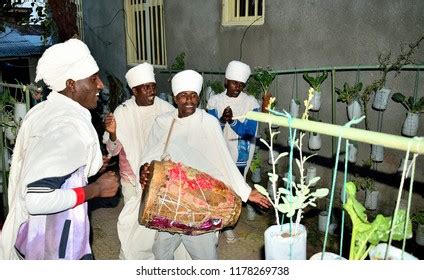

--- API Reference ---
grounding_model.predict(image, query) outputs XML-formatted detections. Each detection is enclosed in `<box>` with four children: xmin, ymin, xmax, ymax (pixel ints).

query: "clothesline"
<box><xmin>237</xmin><ymin>111</ymin><xmax>424</xmax><ymax>155</ymax></box>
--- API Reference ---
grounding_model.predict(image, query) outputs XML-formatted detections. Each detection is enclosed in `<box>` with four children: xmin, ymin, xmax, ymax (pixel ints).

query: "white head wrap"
<box><xmin>171</xmin><ymin>70</ymin><xmax>203</xmax><ymax>96</ymax></box>
<box><xmin>125</xmin><ymin>62</ymin><xmax>156</xmax><ymax>88</ymax></box>
<box><xmin>35</xmin><ymin>39</ymin><xmax>99</xmax><ymax>92</ymax></box>
<box><xmin>225</xmin><ymin>60</ymin><xmax>251</xmax><ymax>83</ymax></box>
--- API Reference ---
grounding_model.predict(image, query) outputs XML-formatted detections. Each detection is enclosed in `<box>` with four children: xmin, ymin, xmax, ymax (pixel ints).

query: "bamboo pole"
<box><xmin>241</xmin><ymin>111</ymin><xmax>424</xmax><ymax>155</ymax></box>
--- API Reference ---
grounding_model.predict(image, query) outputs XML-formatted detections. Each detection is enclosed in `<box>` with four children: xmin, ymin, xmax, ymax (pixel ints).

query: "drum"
<box><xmin>139</xmin><ymin>160</ymin><xmax>242</xmax><ymax>235</ymax></box>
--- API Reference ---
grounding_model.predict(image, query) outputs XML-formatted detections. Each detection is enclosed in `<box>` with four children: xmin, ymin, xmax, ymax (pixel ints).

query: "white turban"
<box><xmin>125</xmin><ymin>62</ymin><xmax>156</xmax><ymax>88</ymax></box>
<box><xmin>35</xmin><ymin>39</ymin><xmax>99</xmax><ymax>92</ymax></box>
<box><xmin>171</xmin><ymin>70</ymin><xmax>203</xmax><ymax>96</ymax></box>
<box><xmin>225</xmin><ymin>60</ymin><xmax>251</xmax><ymax>83</ymax></box>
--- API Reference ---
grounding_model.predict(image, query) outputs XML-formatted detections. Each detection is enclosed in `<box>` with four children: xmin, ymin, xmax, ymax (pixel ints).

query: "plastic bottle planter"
<box><xmin>310</xmin><ymin>91</ymin><xmax>321</xmax><ymax>111</ymax></box>
<box><xmin>5</xmin><ymin>122</ymin><xmax>16</xmax><ymax>143</ymax></box>
<box><xmin>264</xmin><ymin>224</ymin><xmax>307</xmax><ymax>260</ymax></box>
<box><xmin>416</xmin><ymin>224</ymin><xmax>424</xmax><ymax>246</ymax></box>
<box><xmin>371</xmin><ymin>144</ymin><xmax>384</xmax><ymax>162</ymax></box>
<box><xmin>372</xmin><ymin>88</ymin><xmax>391</xmax><ymax>111</ymax></box>
<box><xmin>402</xmin><ymin>112</ymin><xmax>419</xmax><ymax>137</ymax></box>
<box><xmin>251</xmin><ymin>168</ymin><xmax>261</xmax><ymax>183</ymax></box>
<box><xmin>348</xmin><ymin>143</ymin><xmax>358</xmax><ymax>163</ymax></box>
<box><xmin>289</xmin><ymin>99</ymin><xmax>300</xmax><ymax>118</ymax></box>
<box><xmin>398</xmin><ymin>157</ymin><xmax>412</xmax><ymax>178</ymax></box>
<box><xmin>308</xmin><ymin>133</ymin><xmax>322</xmax><ymax>151</ymax></box>
<box><xmin>306</xmin><ymin>165</ymin><xmax>317</xmax><ymax>186</ymax></box>
<box><xmin>369</xmin><ymin>243</ymin><xmax>417</xmax><ymax>260</ymax></box>
<box><xmin>310</xmin><ymin>252</ymin><xmax>346</xmax><ymax>260</ymax></box>
<box><xmin>14</xmin><ymin>102</ymin><xmax>27</xmax><ymax>124</ymax></box>
<box><xmin>364</xmin><ymin>189</ymin><xmax>379</xmax><ymax>210</ymax></box>
<box><xmin>318</xmin><ymin>211</ymin><xmax>337</xmax><ymax>234</ymax></box>
<box><xmin>347</xmin><ymin>100</ymin><xmax>362</xmax><ymax>120</ymax></box>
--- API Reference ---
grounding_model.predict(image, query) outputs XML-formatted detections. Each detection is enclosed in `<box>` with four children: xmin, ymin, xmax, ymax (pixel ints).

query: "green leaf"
<box><xmin>391</xmin><ymin>92</ymin><xmax>405</xmax><ymax>103</ymax></box>
<box><xmin>254</xmin><ymin>184</ymin><xmax>269</xmax><ymax>196</ymax></box>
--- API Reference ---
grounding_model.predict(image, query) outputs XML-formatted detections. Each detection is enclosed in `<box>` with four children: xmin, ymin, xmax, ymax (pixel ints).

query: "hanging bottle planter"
<box><xmin>14</xmin><ymin>102</ymin><xmax>27</xmax><ymax>124</ymax></box>
<box><xmin>289</xmin><ymin>99</ymin><xmax>300</xmax><ymax>118</ymax></box>
<box><xmin>398</xmin><ymin>157</ymin><xmax>412</xmax><ymax>178</ymax></box>
<box><xmin>306</xmin><ymin>165</ymin><xmax>317</xmax><ymax>186</ymax></box>
<box><xmin>310</xmin><ymin>91</ymin><xmax>321</xmax><ymax>111</ymax></box>
<box><xmin>318</xmin><ymin>211</ymin><xmax>337</xmax><ymax>234</ymax></box>
<box><xmin>347</xmin><ymin>143</ymin><xmax>358</xmax><ymax>163</ymax></box>
<box><xmin>308</xmin><ymin>133</ymin><xmax>322</xmax><ymax>151</ymax></box>
<box><xmin>402</xmin><ymin>112</ymin><xmax>420</xmax><ymax>137</ymax></box>
<box><xmin>364</xmin><ymin>189</ymin><xmax>379</xmax><ymax>210</ymax></box>
<box><xmin>264</xmin><ymin>224</ymin><xmax>307</xmax><ymax>260</ymax></box>
<box><xmin>416</xmin><ymin>224</ymin><xmax>424</xmax><ymax>246</ymax></box>
<box><xmin>347</xmin><ymin>100</ymin><xmax>362</xmax><ymax>120</ymax></box>
<box><xmin>251</xmin><ymin>167</ymin><xmax>262</xmax><ymax>183</ymax></box>
<box><xmin>372</xmin><ymin>88</ymin><xmax>391</xmax><ymax>110</ymax></box>
<box><xmin>302</xmin><ymin>71</ymin><xmax>328</xmax><ymax>112</ymax></box>
<box><xmin>268</xmin><ymin>150</ymin><xmax>279</xmax><ymax>164</ymax></box>
<box><xmin>371</xmin><ymin>144</ymin><xmax>384</xmax><ymax>162</ymax></box>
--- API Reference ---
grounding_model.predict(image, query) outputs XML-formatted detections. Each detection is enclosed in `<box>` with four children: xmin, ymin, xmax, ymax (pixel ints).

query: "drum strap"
<box><xmin>161</xmin><ymin>118</ymin><xmax>176</xmax><ymax>160</ymax></box>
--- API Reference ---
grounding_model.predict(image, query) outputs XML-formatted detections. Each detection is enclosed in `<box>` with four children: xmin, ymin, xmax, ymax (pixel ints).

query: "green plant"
<box><xmin>391</xmin><ymin>93</ymin><xmax>424</xmax><ymax>113</ymax></box>
<box><xmin>302</xmin><ymin>71</ymin><xmax>328</xmax><ymax>92</ymax></box>
<box><xmin>205</xmin><ymin>80</ymin><xmax>224</xmax><ymax>94</ymax></box>
<box><xmin>343</xmin><ymin>182</ymin><xmax>412</xmax><ymax>260</ymax></box>
<box><xmin>252</xmin><ymin>66</ymin><xmax>276</xmax><ymax>95</ymax></box>
<box><xmin>412</xmin><ymin>210</ymin><xmax>424</xmax><ymax>225</ymax></box>
<box><xmin>245</xmin><ymin>78</ymin><xmax>262</xmax><ymax>100</ymax></box>
<box><xmin>335</xmin><ymin>82</ymin><xmax>363</xmax><ymax>104</ymax></box>
<box><xmin>352</xmin><ymin>159</ymin><xmax>375</xmax><ymax>192</ymax></box>
<box><xmin>249</xmin><ymin>152</ymin><xmax>261</xmax><ymax>173</ymax></box>
<box><xmin>170</xmin><ymin>52</ymin><xmax>186</xmax><ymax>71</ymax></box>
<box><xmin>0</xmin><ymin>87</ymin><xmax>17</xmax><ymax>107</ymax></box>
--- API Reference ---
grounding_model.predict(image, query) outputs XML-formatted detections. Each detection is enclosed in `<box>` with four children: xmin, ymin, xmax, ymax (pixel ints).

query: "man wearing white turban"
<box><xmin>138</xmin><ymin>70</ymin><xmax>270</xmax><ymax>259</ymax></box>
<box><xmin>103</xmin><ymin>62</ymin><xmax>174</xmax><ymax>260</ymax></box>
<box><xmin>207</xmin><ymin>60</ymin><xmax>260</xmax><ymax>241</ymax></box>
<box><xmin>0</xmin><ymin>39</ymin><xmax>119</xmax><ymax>260</ymax></box>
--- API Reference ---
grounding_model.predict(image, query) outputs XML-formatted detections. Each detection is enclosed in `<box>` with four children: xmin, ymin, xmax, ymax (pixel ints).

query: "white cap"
<box><xmin>171</xmin><ymin>70</ymin><xmax>203</xmax><ymax>96</ymax></box>
<box><xmin>125</xmin><ymin>62</ymin><xmax>156</xmax><ymax>88</ymax></box>
<box><xmin>225</xmin><ymin>60</ymin><xmax>251</xmax><ymax>83</ymax></box>
<box><xmin>35</xmin><ymin>39</ymin><xmax>99</xmax><ymax>92</ymax></box>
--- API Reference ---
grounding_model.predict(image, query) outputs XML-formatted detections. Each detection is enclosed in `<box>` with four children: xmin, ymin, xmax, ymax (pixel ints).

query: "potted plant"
<box><xmin>343</xmin><ymin>182</ymin><xmax>414</xmax><ymax>260</ymax></box>
<box><xmin>391</xmin><ymin>92</ymin><xmax>424</xmax><ymax>137</ymax></box>
<box><xmin>255</xmin><ymin>93</ymin><xmax>329</xmax><ymax>260</ymax></box>
<box><xmin>249</xmin><ymin>151</ymin><xmax>262</xmax><ymax>183</ymax></box>
<box><xmin>289</xmin><ymin>98</ymin><xmax>300</xmax><ymax>118</ymax></box>
<box><xmin>353</xmin><ymin>159</ymin><xmax>379</xmax><ymax>211</ymax></box>
<box><xmin>371</xmin><ymin>144</ymin><xmax>384</xmax><ymax>162</ymax></box>
<box><xmin>335</xmin><ymin>81</ymin><xmax>363</xmax><ymax>120</ymax></box>
<box><xmin>252</xmin><ymin>66</ymin><xmax>276</xmax><ymax>112</ymax></box>
<box><xmin>302</xmin><ymin>71</ymin><xmax>328</xmax><ymax>111</ymax></box>
<box><xmin>372</xmin><ymin>87</ymin><xmax>391</xmax><ymax>110</ymax></box>
<box><xmin>412</xmin><ymin>210</ymin><xmax>424</xmax><ymax>246</ymax></box>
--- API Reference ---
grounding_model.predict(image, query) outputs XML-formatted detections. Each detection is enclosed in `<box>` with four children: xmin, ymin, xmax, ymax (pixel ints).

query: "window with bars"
<box><xmin>124</xmin><ymin>0</ymin><xmax>167</xmax><ymax>67</ymax></box>
<box><xmin>222</xmin><ymin>0</ymin><xmax>264</xmax><ymax>26</ymax></box>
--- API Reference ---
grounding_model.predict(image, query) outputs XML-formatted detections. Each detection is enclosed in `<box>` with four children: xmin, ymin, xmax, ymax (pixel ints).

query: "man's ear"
<box><xmin>65</xmin><ymin>79</ymin><xmax>76</xmax><ymax>92</ymax></box>
<box><xmin>131</xmin><ymin>87</ymin><xmax>137</xmax><ymax>95</ymax></box>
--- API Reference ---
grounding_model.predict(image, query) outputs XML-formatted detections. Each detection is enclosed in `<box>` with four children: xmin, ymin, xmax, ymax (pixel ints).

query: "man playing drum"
<box><xmin>139</xmin><ymin>70</ymin><xmax>270</xmax><ymax>260</ymax></box>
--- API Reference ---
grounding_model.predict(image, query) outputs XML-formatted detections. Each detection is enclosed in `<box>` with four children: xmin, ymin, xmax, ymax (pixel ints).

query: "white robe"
<box><xmin>117</xmin><ymin>109</ymin><xmax>252</xmax><ymax>260</ymax></box>
<box><xmin>0</xmin><ymin>92</ymin><xmax>102</xmax><ymax>259</ymax></box>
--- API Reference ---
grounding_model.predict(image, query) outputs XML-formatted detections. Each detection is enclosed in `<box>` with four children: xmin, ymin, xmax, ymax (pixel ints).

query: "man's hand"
<box><xmin>104</xmin><ymin>113</ymin><xmax>117</xmax><ymax>141</ymax></box>
<box><xmin>139</xmin><ymin>163</ymin><xmax>150</xmax><ymax>190</ymax></box>
<box><xmin>220</xmin><ymin>106</ymin><xmax>233</xmax><ymax>124</ymax></box>
<box><xmin>248</xmin><ymin>189</ymin><xmax>271</xmax><ymax>208</ymax></box>
<box><xmin>85</xmin><ymin>171</ymin><xmax>119</xmax><ymax>200</ymax></box>
<box><xmin>98</xmin><ymin>155</ymin><xmax>111</xmax><ymax>174</ymax></box>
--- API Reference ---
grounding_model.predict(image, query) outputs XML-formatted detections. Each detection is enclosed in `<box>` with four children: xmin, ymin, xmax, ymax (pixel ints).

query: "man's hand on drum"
<box><xmin>139</xmin><ymin>163</ymin><xmax>150</xmax><ymax>189</ymax></box>
<box><xmin>248</xmin><ymin>189</ymin><xmax>272</xmax><ymax>208</ymax></box>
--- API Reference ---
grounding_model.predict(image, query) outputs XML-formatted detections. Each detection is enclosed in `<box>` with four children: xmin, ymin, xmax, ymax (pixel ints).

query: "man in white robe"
<box><xmin>139</xmin><ymin>70</ymin><xmax>270</xmax><ymax>259</ymax></box>
<box><xmin>0</xmin><ymin>39</ymin><xmax>119</xmax><ymax>260</ymax></box>
<box><xmin>104</xmin><ymin>63</ymin><xmax>176</xmax><ymax>260</ymax></box>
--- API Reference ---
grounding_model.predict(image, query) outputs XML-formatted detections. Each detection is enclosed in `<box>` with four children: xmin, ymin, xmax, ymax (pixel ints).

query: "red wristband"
<box><xmin>73</xmin><ymin>187</ymin><xmax>86</xmax><ymax>207</ymax></box>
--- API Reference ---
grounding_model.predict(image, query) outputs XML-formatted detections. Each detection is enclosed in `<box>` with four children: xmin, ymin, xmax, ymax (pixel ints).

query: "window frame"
<box><xmin>222</xmin><ymin>0</ymin><xmax>265</xmax><ymax>26</ymax></box>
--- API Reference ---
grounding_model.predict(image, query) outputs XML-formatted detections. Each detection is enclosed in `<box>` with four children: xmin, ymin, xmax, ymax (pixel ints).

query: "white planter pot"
<box><xmin>308</xmin><ymin>134</ymin><xmax>322</xmax><ymax>150</ymax></box>
<box><xmin>402</xmin><ymin>112</ymin><xmax>419</xmax><ymax>137</ymax></box>
<box><xmin>289</xmin><ymin>99</ymin><xmax>300</xmax><ymax>118</ymax></box>
<box><xmin>372</xmin><ymin>88</ymin><xmax>391</xmax><ymax>110</ymax></box>
<box><xmin>264</xmin><ymin>224</ymin><xmax>307</xmax><ymax>260</ymax></box>
<box><xmin>0</xmin><ymin>148</ymin><xmax>11</xmax><ymax>171</ymax></box>
<box><xmin>347</xmin><ymin>100</ymin><xmax>362</xmax><ymax>120</ymax></box>
<box><xmin>14</xmin><ymin>102</ymin><xmax>27</xmax><ymax>124</ymax></box>
<box><xmin>347</xmin><ymin>143</ymin><xmax>358</xmax><ymax>163</ymax></box>
<box><xmin>268</xmin><ymin>150</ymin><xmax>279</xmax><ymax>164</ymax></box>
<box><xmin>364</xmin><ymin>189</ymin><xmax>379</xmax><ymax>210</ymax></box>
<box><xmin>310</xmin><ymin>252</ymin><xmax>346</xmax><ymax>260</ymax></box>
<box><xmin>310</xmin><ymin>90</ymin><xmax>321</xmax><ymax>111</ymax></box>
<box><xmin>251</xmin><ymin>168</ymin><xmax>261</xmax><ymax>183</ymax></box>
<box><xmin>318</xmin><ymin>211</ymin><xmax>337</xmax><ymax>234</ymax></box>
<box><xmin>416</xmin><ymin>224</ymin><xmax>424</xmax><ymax>246</ymax></box>
<box><xmin>306</xmin><ymin>165</ymin><xmax>317</xmax><ymax>186</ymax></box>
<box><xmin>369</xmin><ymin>243</ymin><xmax>417</xmax><ymax>260</ymax></box>
<box><xmin>371</xmin><ymin>144</ymin><xmax>384</xmax><ymax>162</ymax></box>
<box><xmin>5</xmin><ymin>122</ymin><xmax>17</xmax><ymax>143</ymax></box>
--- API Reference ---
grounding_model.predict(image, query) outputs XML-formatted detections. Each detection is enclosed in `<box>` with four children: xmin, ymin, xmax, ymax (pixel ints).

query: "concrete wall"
<box><xmin>83</xmin><ymin>0</ymin><xmax>424</xmax><ymax>212</ymax></box>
